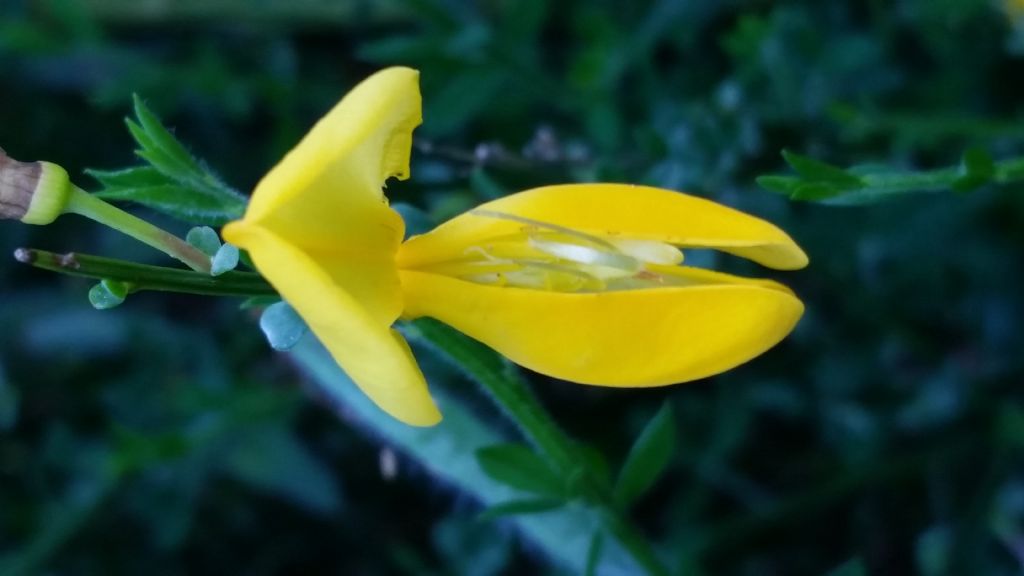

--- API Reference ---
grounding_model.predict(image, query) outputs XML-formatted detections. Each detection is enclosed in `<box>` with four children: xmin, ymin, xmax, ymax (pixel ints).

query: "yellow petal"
<box><xmin>400</xmin><ymin>270</ymin><xmax>804</xmax><ymax>387</ymax></box>
<box><xmin>398</xmin><ymin>184</ymin><xmax>808</xmax><ymax>271</ymax></box>
<box><xmin>226</xmin><ymin>66</ymin><xmax>422</xmax><ymax>326</ymax></box>
<box><xmin>231</xmin><ymin>226</ymin><xmax>441</xmax><ymax>426</ymax></box>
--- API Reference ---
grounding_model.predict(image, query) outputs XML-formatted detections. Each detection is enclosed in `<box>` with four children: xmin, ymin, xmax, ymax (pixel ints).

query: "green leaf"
<box><xmin>477</xmin><ymin>498</ymin><xmax>564</xmax><ymax>521</ymax></box>
<box><xmin>98</xmin><ymin>94</ymin><xmax>248</xmax><ymax>226</ymax></box>
<box><xmin>476</xmin><ymin>443</ymin><xmax>566</xmax><ymax>498</ymax></box>
<box><xmin>781</xmin><ymin>150</ymin><xmax>864</xmax><ymax>189</ymax></box>
<box><xmin>259</xmin><ymin>301</ymin><xmax>308</xmax><ymax>351</ymax></box>
<box><xmin>186</xmin><ymin>226</ymin><xmax>222</xmax><ymax>257</ymax></box>
<box><xmin>756</xmin><ymin>175</ymin><xmax>802</xmax><ymax>195</ymax></box>
<box><xmin>92</xmin><ymin>182</ymin><xmax>245</xmax><ymax>226</ymax></box>
<box><xmin>792</xmin><ymin>182</ymin><xmax>844</xmax><ymax>201</ymax></box>
<box><xmin>92</xmin><ymin>182</ymin><xmax>243</xmax><ymax>227</ymax></box>
<box><xmin>614</xmin><ymin>402</ymin><xmax>676</xmax><ymax>507</ymax></box>
<box><xmin>584</xmin><ymin>531</ymin><xmax>605</xmax><ymax>576</ymax></box>
<box><xmin>88</xmin><ymin>279</ymin><xmax>129</xmax><ymax>310</ymax></box>
<box><xmin>87</xmin><ymin>166</ymin><xmax>167</xmax><ymax>188</ymax></box>
<box><xmin>132</xmin><ymin>94</ymin><xmax>205</xmax><ymax>176</ymax></box>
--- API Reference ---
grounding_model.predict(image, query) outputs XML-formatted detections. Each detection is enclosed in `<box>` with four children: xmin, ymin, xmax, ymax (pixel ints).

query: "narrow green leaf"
<box><xmin>614</xmin><ymin>402</ymin><xmax>676</xmax><ymax>507</ymax></box>
<box><xmin>792</xmin><ymin>182</ymin><xmax>843</xmax><ymax>201</ymax></box>
<box><xmin>477</xmin><ymin>498</ymin><xmax>564</xmax><ymax>521</ymax></box>
<box><xmin>782</xmin><ymin>150</ymin><xmax>864</xmax><ymax>189</ymax></box>
<box><xmin>584</xmin><ymin>532</ymin><xmax>605</xmax><ymax>576</ymax></box>
<box><xmin>132</xmin><ymin>94</ymin><xmax>204</xmax><ymax>175</ymax></box>
<box><xmin>86</xmin><ymin>166</ymin><xmax>167</xmax><ymax>188</ymax></box>
<box><xmin>126</xmin><ymin>115</ymin><xmax>201</xmax><ymax>187</ymax></box>
<box><xmin>476</xmin><ymin>443</ymin><xmax>566</xmax><ymax>498</ymax></box>
<box><xmin>94</xmin><ymin>184</ymin><xmax>244</xmax><ymax>226</ymax></box>
<box><xmin>756</xmin><ymin>175</ymin><xmax>802</xmax><ymax>195</ymax></box>
<box><xmin>124</xmin><ymin>94</ymin><xmax>247</xmax><ymax>212</ymax></box>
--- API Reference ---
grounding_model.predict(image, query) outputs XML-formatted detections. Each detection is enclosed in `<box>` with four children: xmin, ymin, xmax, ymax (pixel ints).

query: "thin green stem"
<box><xmin>762</xmin><ymin>150</ymin><xmax>1024</xmax><ymax>204</ymax></box>
<box><xmin>409</xmin><ymin>318</ymin><xmax>669</xmax><ymax>576</ymax></box>
<box><xmin>14</xmin><ymin>248</ymin><xmax>275</xmax><ymax>297</ymax></box>
<box><xmin>65</xmin><ymin>186</ymin><xmax>212</xmax><ymax>273</ymax></box>
<box><xmin>855</xmin><ymin>157</ymin><xmax>1024</xmax><ymax>194</ymax></box>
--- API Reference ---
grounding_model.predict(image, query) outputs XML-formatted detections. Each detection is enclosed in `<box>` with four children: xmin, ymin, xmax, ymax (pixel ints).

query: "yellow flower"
<box><xmin>223</xmin><ymin>67</ymin><xmax>808</xmax><ymax>427</ymax></box>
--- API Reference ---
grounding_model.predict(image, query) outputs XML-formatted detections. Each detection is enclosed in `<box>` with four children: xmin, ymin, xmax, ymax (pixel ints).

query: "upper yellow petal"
<box><xmin>221</xmin><ymin>68</ymin><xmax>439</xmax><ymax>425</ymax></box>
<box><xmin>398</xmin><ymin>184</ymin><xmax>808</xmax><ymax>271</ymax></box>
<box><xmin>245</xmin><ymin>66</ymin><xmax>421</xmax><ymax>223</ymax></box>
<box><xmin>400</xmin><ymin>270</ymin><xmax>804</xmax><ymax>387</ymax></box>
<box><xmin>234</xmin><ymin>225</ymin><xmax>441</xmax><ymax>426</ymax></box>
<box><xmin>225</xmin><ymin>66</ymin><xmax>422</xmax><ymax>328</ymax></box>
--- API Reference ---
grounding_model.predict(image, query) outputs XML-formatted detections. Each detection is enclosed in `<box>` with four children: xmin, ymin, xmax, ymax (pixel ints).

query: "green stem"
<box><xmin>856</xmin><ymin>156</ymin><xmax>1024</xmax><ymax>195</ymax></box>
<box><xmin>14</xmin><ymin>248</ymin><xmax>275</xmax><ymax>297</ymax></box>
<box><xmin>408</xmin><ymin>318</ymin><xmax>669</xmax><ymax>576</ymax></box>
<box><xmin>65</xmin><ymin>186</ymin><xmax>212</xmax><ymax>273</ymax></box>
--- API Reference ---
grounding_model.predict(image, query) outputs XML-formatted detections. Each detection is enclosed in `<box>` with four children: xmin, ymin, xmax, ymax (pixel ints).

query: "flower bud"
<box><xmin>0</xmin><ymin>147</ymin><xmax>71</xmax><ymax>225</ymax></box>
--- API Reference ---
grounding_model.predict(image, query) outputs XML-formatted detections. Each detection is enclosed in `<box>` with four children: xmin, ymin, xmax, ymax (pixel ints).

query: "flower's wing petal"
<box><xmin>399</xmin><ymin>184</ymin><xmax>808</xmax><ymax>271</ymax></box>
<box><xmin>235</xmin><ymin>227</ymin><xmax>441</xmax><ymax>426</ymax></box>
<box><xmin>400</xmin><ymin>270</ymin><xmax>803</xmax><ymax>387</ymax></box>
<box><xmin>227</xmin><ymin>67</ymin><xmax>421</xmax><ymax>326</ymax></box>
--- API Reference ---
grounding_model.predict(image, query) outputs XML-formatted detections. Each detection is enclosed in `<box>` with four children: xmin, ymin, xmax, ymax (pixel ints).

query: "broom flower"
<box><xmin>222</xmin><ymin>67</ymin><xmax>808</xmax><ymax>426</ymax></box>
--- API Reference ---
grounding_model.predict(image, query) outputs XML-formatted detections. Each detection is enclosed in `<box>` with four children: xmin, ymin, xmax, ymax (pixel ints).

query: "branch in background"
<box><xmin>758</xmin><ymin>149</ymin><xmax>1024</xmax><ymax>205</ymax></box>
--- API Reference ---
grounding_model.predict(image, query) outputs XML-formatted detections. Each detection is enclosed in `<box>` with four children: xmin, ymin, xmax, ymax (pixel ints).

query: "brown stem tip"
<box><xmin>0</xmin><ymin>150</ymin><xmax>43</xmax><ymax>221</ymax></box>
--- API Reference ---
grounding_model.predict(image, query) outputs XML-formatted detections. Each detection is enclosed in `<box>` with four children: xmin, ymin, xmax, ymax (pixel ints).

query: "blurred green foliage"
<box><xmin>2</xmin><ymin>0</ymin><xmax>1024</xmax><ymax>574</ymax></box>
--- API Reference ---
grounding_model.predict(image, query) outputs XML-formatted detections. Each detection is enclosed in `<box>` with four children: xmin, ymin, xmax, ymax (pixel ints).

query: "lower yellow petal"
<box><xmin>238</xmin><ymin>226</ymin><xmax>441</xmax><ymax>426</ymax></box>
<box><xmin>400</xmin><ymin>270</ymin><xmax>804</xmax><ymax>387</ymax></box>
<box><xmin>398</xmin><ymin>184</ymin><xmax>808</xmax><ymax>271</ymax></box>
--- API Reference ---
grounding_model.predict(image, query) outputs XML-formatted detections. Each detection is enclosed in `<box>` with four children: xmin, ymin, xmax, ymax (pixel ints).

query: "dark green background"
<box><xmin>2</xmin><ymin>0</ymin><xmax>1024</xmax><ymax>574</ymax></box>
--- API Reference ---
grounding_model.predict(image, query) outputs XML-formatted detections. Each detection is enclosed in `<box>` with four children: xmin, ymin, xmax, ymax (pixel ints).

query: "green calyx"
<box><xmin>1</xmin><ymin>148</ymin><xmax>71</xmax><ymax>225</ymax></box>
<box><xmin>21</xmin><ymin>161</ymin><xmax>72</xmax><ymax>225</ymax></box>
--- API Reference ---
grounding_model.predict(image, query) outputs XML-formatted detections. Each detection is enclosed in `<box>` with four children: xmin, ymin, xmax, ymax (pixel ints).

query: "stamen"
<box><xmin>527</xmin><ymin>233</ymin><xmax>640</xmax><ymax>272</ymax></box>
<box><xmin>608</xmin><ymin>238</ymin><xmax>683</xmax><ymax>266</ymax></box>
<box><xmin>441</xmin><ymin>209</ymin><xmax>692</xmax><ymax>292</ymax></box>
<box><xmin>470</xmin><ymin>209</ymin><xmax>617</xmax><ymax>250</ymax></box>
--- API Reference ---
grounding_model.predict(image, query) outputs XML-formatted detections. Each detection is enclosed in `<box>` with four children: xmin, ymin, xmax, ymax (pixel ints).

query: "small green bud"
<box><xmin>0</xmin><ymin>147</ymin><xmax>72</xmax><ymax>225</ymax></box>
